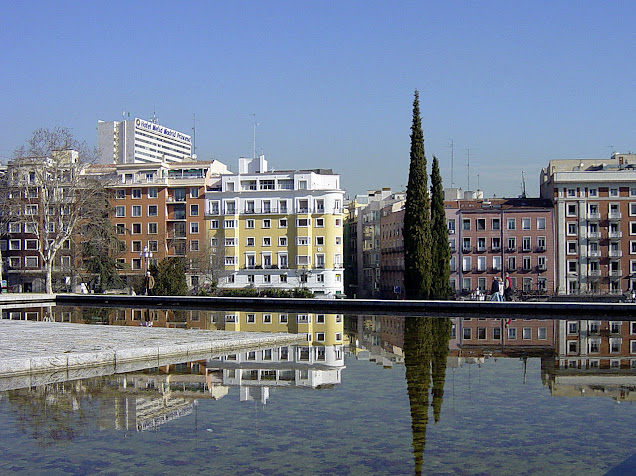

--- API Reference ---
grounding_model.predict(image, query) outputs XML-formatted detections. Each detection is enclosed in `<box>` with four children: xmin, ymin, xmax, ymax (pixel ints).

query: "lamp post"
<box><xmin>139</xmin><ymin>246</ymin><xmax>153</xmax><ymax>273</ymax></box>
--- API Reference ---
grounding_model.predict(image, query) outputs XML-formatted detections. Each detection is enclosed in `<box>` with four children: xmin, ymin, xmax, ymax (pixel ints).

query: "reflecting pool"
<box><xmin>1</xmin><ymin>307</ymin><xmax>635</xmax><ymax>475</ymax></box>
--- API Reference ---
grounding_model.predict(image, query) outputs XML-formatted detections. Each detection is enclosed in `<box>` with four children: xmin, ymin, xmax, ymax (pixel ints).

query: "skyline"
<box><xmin>2</xmin><ymin>2</ymin><xmax>635</xmax><ymax>199</ymax></box>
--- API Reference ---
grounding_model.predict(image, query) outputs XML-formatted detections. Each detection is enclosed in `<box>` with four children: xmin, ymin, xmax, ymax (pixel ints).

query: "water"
<box><xmin>0</xmin><ymin>308</ymin><xmax>635</xmax><ymax>475</ymax></box>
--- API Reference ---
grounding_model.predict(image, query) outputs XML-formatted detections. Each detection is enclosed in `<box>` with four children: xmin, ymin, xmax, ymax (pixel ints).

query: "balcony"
<box><xmin>608</xmin><ymin>212</ymin><xmax>622</xmax><ymax>220</ymax></box>
<box><xmin>610</xmin><ymin>269</ymin><xmax>622</xmax><ymax>277</ymax></box>
<box><xmin>587</xmin><ymin>231</ymin><xmax>601</xmax><ymax>239</ymax></box>
<box><xmin>537</xmin><ymin>264</ymin><xmax>547</xmax><ymax>272</ymax></box>
<box><xmin>609</xmin><ymin>231</ymin><xmax>622</xmax><ymax>239</ymax></box>
<box><xmin>588</xmin><ymin>269</ymin><xmax>601</xmax><ymax>277</ymax></box>
<box><xmin>588</xmin><ymin>249</ymin><xmax>601</xmax><ymax>257</ymax></box>
<box><xmin>609</xmin><ymin>250</ymin><xmax>623</xmax><ymax>258</ymax></box>
<box><xmin>587</xmin><ymin>212</ymin><xmax>601</xmax><ymax>220</ymax></box>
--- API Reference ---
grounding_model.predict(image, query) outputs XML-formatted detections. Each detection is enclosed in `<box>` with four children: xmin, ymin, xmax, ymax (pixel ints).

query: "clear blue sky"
<box><xmin>2</xmin><ymin>1</ymin><xmax>635</xmax><ymax>198</ymax></box>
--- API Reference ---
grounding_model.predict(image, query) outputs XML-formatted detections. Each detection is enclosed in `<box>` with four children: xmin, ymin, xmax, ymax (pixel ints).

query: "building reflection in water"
<box><xmin>1</xmin><ymin>308</ymin><xmax>346</xmax><ymax>445</ymax></box>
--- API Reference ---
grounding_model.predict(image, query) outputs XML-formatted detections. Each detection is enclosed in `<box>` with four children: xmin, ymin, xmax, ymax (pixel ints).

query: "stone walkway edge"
<box><xmin>0</xmin><ymin>320</ymin><xmax>305</xmax><ymax>378</ymax></box>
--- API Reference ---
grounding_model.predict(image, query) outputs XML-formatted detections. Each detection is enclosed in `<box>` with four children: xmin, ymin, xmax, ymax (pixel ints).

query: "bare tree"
<box><xmin>8</xmin><ymin>127</ymin><xmax>114</xmax><ymax>293</ymax></box>
<box><xmin>188</xmin><ymin>236</ymin><xmax>228</xmax><ymax>293</ymax></box>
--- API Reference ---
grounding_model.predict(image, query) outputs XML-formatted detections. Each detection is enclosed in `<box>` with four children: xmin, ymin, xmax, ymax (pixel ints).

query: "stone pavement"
<box><xmin>0</xmin><ymin>319</ymin><xmax>304</xmax><ymax>380</ymax></box>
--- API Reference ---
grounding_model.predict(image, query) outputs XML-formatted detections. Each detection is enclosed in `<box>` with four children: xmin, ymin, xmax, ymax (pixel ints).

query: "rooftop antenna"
<box><xmin>477</xmin><ymin>173</ymin><xmax>480</xmax><ymax>190</ymax></box>
<box><xmin>252</xmin><ymin>114</ymin><xmax>259</xmax><ymax>159</ymax></box>
<box><xmin>447</xmin><ymin>138</ymin><xmax>455</xmax><ymax>187</ymax></box>
<box><xmin>607</xmin><ymin>145</ymin><xmax>615</xmax><ymax>157</ymax></box>
<box><xmin>151</xmin><ymin>105</ymin><xmax>158</xmax><ymax>124</ymax></box>
<box><xmin>192</xmin><ymin>113</ymin><xmax>197</xmax><ymax>157</ymax></box>
<box><xmin>520</xmin><ymin>171</ymin><xmax>527</xmax><ymax>198</ymax></box>
<box><xmin>466</xmin><ymin>148</ymin><xmax>471</xmax><ymax>191</ymax></box>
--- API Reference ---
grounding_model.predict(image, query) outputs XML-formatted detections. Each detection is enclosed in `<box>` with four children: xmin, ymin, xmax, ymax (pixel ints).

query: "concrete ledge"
<box><xmin>54</xmin><ymin>294</ymin><xmax>636</xmax><ymax>319</ymax></box>
<box><xmin>0</xmin><ymin>320</ymin><xmax>304</xmax><ymax>379</ymax></box>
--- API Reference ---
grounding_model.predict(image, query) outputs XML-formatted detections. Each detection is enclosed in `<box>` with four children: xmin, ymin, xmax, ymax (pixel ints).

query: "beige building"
<box><xmin>541</xmin><ymin>153</ymin><xmax>636</xmax><ymax>295</ymax></box>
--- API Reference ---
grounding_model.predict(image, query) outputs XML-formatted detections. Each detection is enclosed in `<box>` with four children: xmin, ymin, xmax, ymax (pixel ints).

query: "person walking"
<box><xmin>504</xmin><ymin>273</ymin><xmax>513</xmax><ymax>301</ymax></box>
<box><xmin>144</xmin><ymin>271</ymin><xmax>155</xmax><ymax>296</ymax></box>
<box><xmin>498</xmin><ymin>277</ymin><xmax>505</xmax><ymax>301</ymax></box>
<box><xmin>491</xmin><ymin>277</ymin><xmax>502</xmax><ymax>301</ymax></box>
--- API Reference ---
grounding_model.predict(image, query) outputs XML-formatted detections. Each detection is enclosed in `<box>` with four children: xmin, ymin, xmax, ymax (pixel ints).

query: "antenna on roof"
<box><xmin>252</xmin><ymin>114</ymin><xmax>259</xmax><ymax>159</ymax></box>
<box><xmin>447</xmin><ymin>138</ymin><xmax>455</xmax><ymax>187</ymax></box>
<box><xmin>192</xmin><ymin>113</ymin><xmax>197</xmax><ymax>157</ymax></box>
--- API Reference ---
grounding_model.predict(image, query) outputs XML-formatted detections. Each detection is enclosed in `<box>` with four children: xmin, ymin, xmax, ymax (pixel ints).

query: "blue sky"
<box><xmin>1</xmin><ymin>1</ymin><xmax>635</xmax><ymax>198</ymax></box>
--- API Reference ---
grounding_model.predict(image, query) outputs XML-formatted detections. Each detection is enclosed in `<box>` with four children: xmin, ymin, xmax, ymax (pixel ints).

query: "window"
<box><xmin>537</xmin><ymin>237</ymin><xmax>546</xmax><ymax>251</ymax></box>
<box><xmin>523</xmin><ymin>256</ymin><xmax>531</xmax><ymax>271</ymax></box>
<box><xmin>132</xmin><ymin>188</ymin><xmax>141</xmax><ymax>199</ymax></box>
<box><xmin>463</xmin><ymin>237</ymin><xmax>471</xmax><ymax>252</ymax></box>
<box><xmin>116</xmin><ymin>223</ymin><xmax>125</xmax><ymax>235</ymax></box>
<box><xmin>610</xmin><ymin>188</ymin><xmax>619</xmax><ymax>197</ymax></box>
<box><xmin>210</xmin><ymin>220</ymin><xmax>219</xmax><ymax>230</ymax></box>
<box><xmin>507</xmin><ymin>237</ymin><xmax>516</xmax><ymax>251</ymax></box>
<box><xmin>463</xmin><ymin>328</ymin><xmax>471</xmax><ymax>339</ymax></box>
<box><xmin>132</xmin><ymin>223</ymin><xmax>141</xmax><ymax>234</ymax></box>
<box><xmin>224</xmin><ymin>257</ymin><xmax>236</xmax><ymax>266</ymax></box>
<box><xmin>147</xmin><ymin>222</ymin><xmax>157</xmax><ymax>234</ymax></box>
<box><xmin>588</xmin><ymin>188</ymin><xmax>597</xmax><ymax>197</ymax></box>
<box><xmin>335</xmin><ymin>218</ymin><xmax>342</xmax><ymax>227</ymax></box>
<box><xmin>224</xmin><ymin>220</ymin><xmax>235</xmax><ymax>228</ymax></box>
<box><xmin>537</xmin><ymin>217</ymin><xmax>546</xmax><ymax>230</ymax></box>
<box><xmin>279</xmin><ymin>314</ymin><xmax>288</xmax><ymax>323</ymax></box>
<box><xmin>522</xmin><ymin>327</ymin><xmax>532</xmax><ymax>339</ymax></box>
<box><xmin>132</xmin><ymin>205</ymin><xmax>141</xmax><ymax>217</ymax></box>
<box><xmin>567</xmin><ymin>204</ymin><xmax>577</xmax><ymax>216</ymax></box>
<box><xmin>115</xmin><ymin>206</ymin><xmax>125</xmax><ymax>217</ymax></box>
<box><xmin>262</xmin><ymin>314</ymin><xmax>272</xmax><ymax>323</ymax></box>
<box><xmin>296</xmin><ymin>255</ymin><xmax>310</xmax><ymax>265</ymax></box>
<box><xmin>491</xmin><ymin>218</ymin><xmax>500</xmax><ymax>230</ymax></box>
<box><xmin>567</xmin><ymin>241</ymin><xmax>577</xmax><ymax>254</ymax></box>
<box><xmin>476</xmin><ymin>219</ymin><xmax>486</xmax><ymax>231</ymax></box>
<box><xmin>247</xmin><ymin>274</ymin><xmax>254</xmax><ymax>283</ymax></box>
<box><xmin>246</xmin><ymin>237</ymin><xmax>255</xmax><ymax>247</ymax></box>
<box><xmin>522</xmin><ymin>237</ymin><xmax>531</xmax><ymax>251</ymax></box>
<box><xmin>508</xmin><ymin>328</ymin><xmax>517</xmax><ymax>339</ymax></box>
<box><xmin>190</xmin><ymin>187</ymin><xmax>199</xmax><ymax>198</ymax></box>
<box><xmin>279</xmin><ymin>236</ymin><xmax>288</xmax><ymax>246</ymax></box>
<box><xmin>493</xmin><ymin>327</ymin><xmax>501</xmax><ymax>340</ymax></box>
<box><xmin>190</xmin><ymin>222</ymin><xmax>199</xmax><ymax>234</ymax></box>
<box><xmin>280</xmin><ymin>274</ymin><xmax>288</xmax><ymax>282</ymax></box>
<box><xmin>478</xmin><ymin>327</ymin><xmax>486</xmax><ymax>339</ymax></box>
<box><xmin>335</xmin><ymin>236</ymin><xmax>342</xmax><ymax>246</ymax></box>
<box><xmin>25</xmin><ymin>239</ymin><xmax>38</xmax><ymax>250</ymax></box>
<box><xmin>315</xmin><ymin>218</ymin><xmax>324</xmax><ymax>227</ymax></box>
<box><xmin>462</xmin><ymin>219</ymin><xmax>471</xmax><ymax>230</ymax></box>
<box><xmin>148</xmin><ymin>188</ymin><xmax>157</xmax><ymax>199</ymax></box>
<box><xmin>507</xmin><ymin>218</ymin><xmax>516</xmax><ymax>230</ymax></box>
<box><xmin>190</xmin><ymin>240</ymin><xmax>199</xmax><ymax>251</ymax></box>
<box><xmin>567</xmin><ymin>222</ymin><xmax>577</xmax><ymax>236</ymax></box>
<box><xmin>567</xmin><ymin>188</ymin><xmax>576</xmax><ymax>197</ymax></box>
<box><xmin>25</xmin><ymin>256</ymin><xmax>38</xmax><ymax>268</ymax></box>
<box><xmin>297</xmin><ymin>218</ymin><xmax>310</xmax><ymax>227</ymax></box>
<box><xmin>246</xmin><ymin>219</ymin><xmax>255</xmax><ymax>229</ymax></box>
<box><xmin>262</xmin><ymin>219</ymin><xmax>271</xmax><ymax>229</ymax></box>
<box><xmin>462</xmin><ymin>257</ymin><xmax>471</xmax><ymax>272</ymax></box>
<box><xmin>190</xmin><ymin>204</ymin><xmax>199</xmax><ymax>216</ymax></box>
<box><xmin>297</xmin><ymin>237</ymin><xmax>309</xmax><ymax>246</ymax></box>
<box><xmin>146</xmin><ymin>205</ymin><xmax>158</xmax><ymax>217</ymax></box>
<box><xmin>316</xmin><ymin>236</ymin><xmax>325</xmax><ymax>246</ymax></box>
<box><xmin>225</xmin><ymin>238</ymin><xmax>235</xmax><ymax>246</ymax></box>
<box><xmin>477</xmin><ymin>237</ymin><xmax>486</xmax><ymax>251</ymax></box>
<box><xmin>522</xmin><ymin>218</ymin><xmax>531</xmax><ymax>230</ymax></box>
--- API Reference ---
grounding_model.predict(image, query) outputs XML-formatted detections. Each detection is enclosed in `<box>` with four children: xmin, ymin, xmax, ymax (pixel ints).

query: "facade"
<box><xmin>89</xmin><ymin>159</ymin><xmax>230</xmax><ymax>290</ymax></box>
<box><xmin>206</xmin><ymin>157</ymin><xmax>345</xmax><ymax>296</ymax></box>
<box><xmin>541</xmin><ymin>153</ymin><xmax>636</xmax><ymax>295</ymax></box>
<box><xmin>447</xmin><ymin>197</ymin><xmax>556</xmax><ymax>297</ymax></box>
<box><xmin>379</xmin><ymin>201</ymin><xmax>405</xmax><ymax>298</ymax></box>
<box><xmin>97</xmin><ymin>118</ymin><xmax>192</xmax><ymax>165</ymax></box>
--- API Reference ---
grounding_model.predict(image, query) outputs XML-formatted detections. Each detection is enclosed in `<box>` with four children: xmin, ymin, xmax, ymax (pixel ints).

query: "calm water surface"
<box><xmin>0</xmin><ymin>308</ymin><xmax>635</xmax><ymax>475</ymax></box>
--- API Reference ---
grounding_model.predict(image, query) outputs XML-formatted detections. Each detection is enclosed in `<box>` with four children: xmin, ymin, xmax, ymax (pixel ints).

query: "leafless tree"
<box><xmin>187</xmin><ymin>236</ymin><xmax>229</xmax><ymax>293</ymax></box>
<box><xmin>8</xmin><ymin>127</ymin><xmax>114</xmax><ymax>293</ymax></box>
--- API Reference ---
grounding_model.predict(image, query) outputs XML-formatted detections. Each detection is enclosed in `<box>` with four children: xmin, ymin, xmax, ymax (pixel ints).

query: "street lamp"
<box><xmin>139</xmin><ymin>246</ymin><xmax>153</xmax><ymax>272</ymax></box>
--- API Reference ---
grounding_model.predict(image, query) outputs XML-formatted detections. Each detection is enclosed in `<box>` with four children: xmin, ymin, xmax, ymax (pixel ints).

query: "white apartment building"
<box><xmin>97</xmin><ymin>118</ymin><xmax>192</xmax><ymax>165</ymax></box>
<box><xmin>541</xmin><ymin>153</ymin><xmax>636</xmax><ymax>295</ymax></box>
<box><xmin>206</xmin><ymin>156</ymin><xmax>345</xmax><ymax>296</ymax></box>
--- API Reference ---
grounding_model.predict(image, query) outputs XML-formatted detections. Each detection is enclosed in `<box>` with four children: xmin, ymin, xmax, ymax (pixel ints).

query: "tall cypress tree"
<box><xmin>430</xmin><ymin>156</ymin><xmax>451</xmax><ymax>299</ymax></box>
<box><xmin>404</xmin><ymin>90</ymin><xmax>432</xmax><ymax>299</ymax></box>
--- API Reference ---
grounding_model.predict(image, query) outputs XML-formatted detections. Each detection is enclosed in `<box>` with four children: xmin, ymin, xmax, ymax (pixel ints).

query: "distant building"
<box><xmin>540</xmin><ymin>153</ymin><xmax>636</xmax><ymax>295</ymax></box>
<box><xmin>97</xmin><ymin>117</ymin><xmax>192</xmax><ymax>165</ymax></box>
<box><xmin>206</xmin><ymin>156</ymin><xmax>345</xmax><ymax>296</ymax></box>
<box><xmin>447</xmin><ymin>197</ymin><xmax>555</xmax><ymax>297</ymax></box>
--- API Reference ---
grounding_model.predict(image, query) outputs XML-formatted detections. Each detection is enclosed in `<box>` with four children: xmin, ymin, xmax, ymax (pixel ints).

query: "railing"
<box><xmin>609</xmin><ymin>250</ymin><xmax>622</xmax><ymax>257</ymax></box>
<box><xmin>609</xmin><ymin>231</ymin><xmax>622</xmax><ymax>238</ymax></box>
<box><xmin>608</xmin><ymin>212</ymin><xmax>622</xmax><ymax>219</ymax></box>
<box><xmin>587</xmin><ymin>231</ymin><xmax>601</xmax><ymax>239</ymax></box>
<box><xmin>610</xmin><ymin>270</ymin><xmax>622</xmax><ymax>276</ymax></box>
<box><xmin>588</xmin><ymin>212</ymin><xmax>601</xmax><ymax>219</ymax></box>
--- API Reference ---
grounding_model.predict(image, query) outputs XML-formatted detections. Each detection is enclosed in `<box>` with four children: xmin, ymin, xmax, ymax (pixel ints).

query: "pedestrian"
<box><xmin>504</xmin><ymin>273</ymin><xmax>513</xmax><ymax>301</ymax></box>
<box><xmin>144</xmin><ymin>271</ymin><xmax>155</xmax><ymax>296</ymax></box>
<box><xmin>498</xmin><ymin>277</ymin><xmax>505</xmax><ymax>301</ymax></box>
<box><xmin>490</xmin><ymin>277</ymin><xmax>501</xmax><ymax>301</ymax></box>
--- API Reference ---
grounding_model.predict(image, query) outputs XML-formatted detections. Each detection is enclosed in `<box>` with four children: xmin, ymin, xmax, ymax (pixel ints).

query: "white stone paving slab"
<box><xmin>0</xmin><ymin>320</ymin><xmax>304</xmax><ymax>378</ymax></box>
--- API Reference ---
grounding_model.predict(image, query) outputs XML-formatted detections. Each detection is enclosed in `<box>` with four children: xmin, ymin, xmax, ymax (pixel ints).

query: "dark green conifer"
<box><xmin>430</xmin><ymin>156</ymin><xmax>451</xmax><ymax>299</ymax></box>
<box><xmin>403</xmin><ymin>90</ymin><xmax>432</xmax><ymax>299</ymax></box>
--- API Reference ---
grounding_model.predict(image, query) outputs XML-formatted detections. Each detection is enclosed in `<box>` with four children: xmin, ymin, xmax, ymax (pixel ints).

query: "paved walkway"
<box><xmin>0</xmin><ymin>319</ymin><xmax>304</xmax><ymax>379</ymax></box>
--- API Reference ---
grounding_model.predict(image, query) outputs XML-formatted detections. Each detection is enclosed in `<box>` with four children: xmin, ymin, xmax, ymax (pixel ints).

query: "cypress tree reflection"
<box><xmin>404</xmin><ymin>316</ymin><xmax>451</xmax><ymax>475</ymax></box>
<box><xmin>431</xmin><ymin>317</ymin><xmax>451</xmax><ymax>423</ymax></box>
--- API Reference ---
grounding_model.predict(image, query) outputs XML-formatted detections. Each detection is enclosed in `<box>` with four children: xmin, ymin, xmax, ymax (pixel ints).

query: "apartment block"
<box><xmin>205</xmin><ymin>156</ymin><xmax>345</xmax><ymax>296</ymax></box>
<box><xmin>447</xmin><ymin>197</ymin><xmax>555</xmax><ymax>297</ymax></box>
<box><xmin>89</xmin><ymin>159</ymin><xmax>230</xmax><ymax>289</ymax></box>
<box><xmin>540</xmin><ymin>153</ymin><xmax>636</xmax><ymax>295</ymax></box>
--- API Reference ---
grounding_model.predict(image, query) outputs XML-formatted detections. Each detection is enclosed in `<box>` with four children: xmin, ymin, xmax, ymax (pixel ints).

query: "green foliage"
<box><xmin>403</xmin><ymin>90</ymin><xmax>432</xmax><ymax>299</ymax></box>
<box><xmin>216</xmin><ymin>287</ymin><xmax>314</xmax><ymax>298</ymax></box>
<box><xmin>429</xmin><ymin>156</ymin><xmax>452</xmax><ymax>299</ymax></box>
<box><xmin>154</xmin><ymin>257</ymin><xmax>188</xmax><ymax>296</ymax></box>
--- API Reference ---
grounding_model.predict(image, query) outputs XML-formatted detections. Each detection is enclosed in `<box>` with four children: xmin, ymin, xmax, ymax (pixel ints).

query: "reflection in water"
<box><xmin>403</xmin><ymin>317</ymin><xmax>451</xmax><ymax>475</ymax></box>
